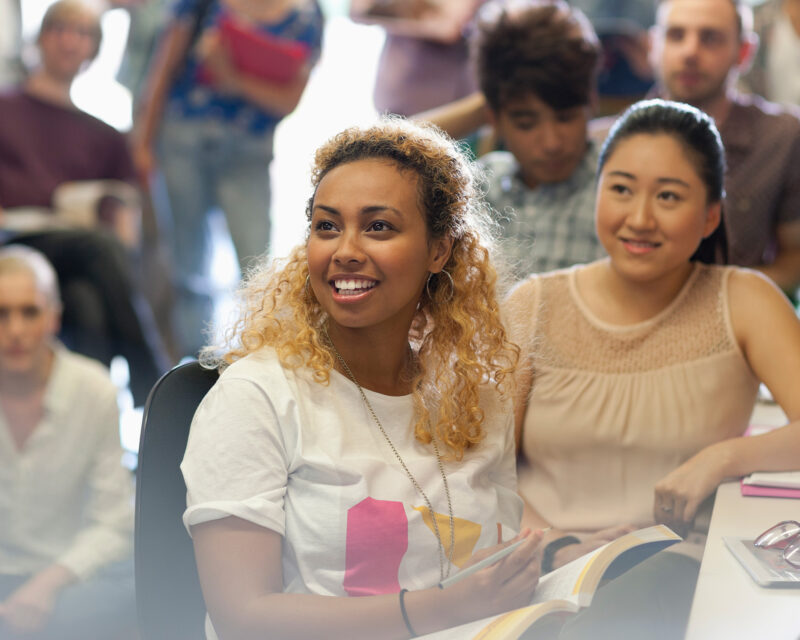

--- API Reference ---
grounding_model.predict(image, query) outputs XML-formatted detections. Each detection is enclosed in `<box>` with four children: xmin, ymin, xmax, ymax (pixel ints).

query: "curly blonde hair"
<box><xmin>204</xmin><ymin>118</ymin><xmax>518</xmax><ymax>459</ymax></box>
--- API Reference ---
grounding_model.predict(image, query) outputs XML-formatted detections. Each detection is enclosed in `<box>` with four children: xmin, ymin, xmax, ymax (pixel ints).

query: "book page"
<box><xmin>533</xmin><ymin>525</ymin><xmax>680</xmax><ymax>607</ymax></box>
<box><xmin>530</xmin><ymin>553</ymin><xmax>593</xmax><ymax>606</ymax></box>
<box><xmin>418</xmin><ymin>526</ymin><xmax>680</xmax><ymax>639</ymax></box>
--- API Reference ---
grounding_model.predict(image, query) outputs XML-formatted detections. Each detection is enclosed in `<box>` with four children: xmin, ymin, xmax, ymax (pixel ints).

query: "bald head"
<box><xmin>0</xmin><ymin>246</ymin><xmax>61</xmax><ymax>310</ymax></box>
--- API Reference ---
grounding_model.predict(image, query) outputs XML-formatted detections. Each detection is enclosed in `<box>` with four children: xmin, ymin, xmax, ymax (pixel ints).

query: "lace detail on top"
<box><xmin>534</xmin><ymin>264</ymin><xmax>736</xmax><ymax>374</ymax></box>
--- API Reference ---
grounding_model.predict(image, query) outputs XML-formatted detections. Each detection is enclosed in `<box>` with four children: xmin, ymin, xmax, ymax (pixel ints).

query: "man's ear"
<box><xmin>485</xmin><ymin>106</ymin><xmax>503</xmax><ymax>147</ymax></box>
<box><xmin>737</xmin><ymin>32</ymin><xmax>759</xmax><ymax>73</ymax></box>
<box><xmin>49</xmin><ymin>305</ymin><xmax>62</xmax><ymax>337</ymax></box>
<box><xmin>485</xmin><ymin>105</ymin><xmax>498</xmax><ymax>129</ymax></box>
<box><xmin>587</xmin><ymin>88</ymin><xmax>599</xmax><ymax>118</ymax></box>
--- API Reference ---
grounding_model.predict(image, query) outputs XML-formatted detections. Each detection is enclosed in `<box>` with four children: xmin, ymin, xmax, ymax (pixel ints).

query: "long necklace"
<box><xmin>322</xmin><ymin>327</ymin><xmax>455</xmax><ymax>581</ymax></box>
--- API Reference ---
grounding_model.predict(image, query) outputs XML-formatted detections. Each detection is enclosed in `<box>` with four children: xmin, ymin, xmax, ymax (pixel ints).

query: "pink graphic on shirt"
<box><xmin>343</xmin><ymin>497</ymin><xmax>408</xmax><ymax>597</ymax></box>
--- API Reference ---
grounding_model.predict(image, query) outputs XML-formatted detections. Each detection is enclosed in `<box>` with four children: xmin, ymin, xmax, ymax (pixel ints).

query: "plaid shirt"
<box><xmin>480</xmin><ymin>141</ymin><xmax>605</xmax><ymax>281</ymax></box>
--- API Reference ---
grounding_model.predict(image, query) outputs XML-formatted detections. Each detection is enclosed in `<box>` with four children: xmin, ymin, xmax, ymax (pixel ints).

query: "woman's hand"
<box><xmin>196</xmin><ymin>30</ymin><xmax>241</xmax><ymax>95</ymax></box>
<box><xmin>550</xmin><ymin>525</ymin><xmax>637</xmax><ymax>570</ymax></box>
<box><xmin>449</xmin><ymin>529</ymin><xmax>544</xmax><ymax>620</ymax></box>
<box><xmin>653</xmin><ymin>442</ymin><xmax>731</xmax><ymax>537</ymax></box>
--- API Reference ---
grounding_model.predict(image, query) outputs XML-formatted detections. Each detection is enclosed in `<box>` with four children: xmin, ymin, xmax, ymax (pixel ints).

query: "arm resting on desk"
<box><xmin>655</xmin><ymin>269</ymin><xmax>800</xmax><ymax>534</ymax></box>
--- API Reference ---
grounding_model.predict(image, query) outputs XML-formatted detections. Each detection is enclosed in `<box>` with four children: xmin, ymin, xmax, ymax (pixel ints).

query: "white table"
<box><xmin>685</xmin><ymin>403</ymin><xmax>800</xmax><ymax>639</ymax></box>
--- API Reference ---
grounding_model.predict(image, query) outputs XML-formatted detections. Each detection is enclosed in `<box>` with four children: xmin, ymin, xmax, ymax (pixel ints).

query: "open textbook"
<box><xmin>419</xmin><ymin>525</ymin><xmax>681</xmax><ymax>640</ymax></box>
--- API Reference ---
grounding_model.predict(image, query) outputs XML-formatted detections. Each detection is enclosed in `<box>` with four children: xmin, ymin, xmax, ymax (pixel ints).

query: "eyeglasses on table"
<box><xmin>754</xmin><ymin>520</ymin><xmax>800</xmax><ymax>569</ymax></box>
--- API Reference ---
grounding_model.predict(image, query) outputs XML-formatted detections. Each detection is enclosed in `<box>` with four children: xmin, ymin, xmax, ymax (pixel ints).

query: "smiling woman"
<box><xmin>178</xmin><ymin>118</ymin><xmax>546</xmax><ymax>640</ymax></box>
<box><xmin>306</xmin><ymin>158</ymin><xmax>449</xmax><ymax>361</ymax></box>
<box><xmin>503</xmin><ymin>99</ymin><xmax>800</xmax><ymax>639</ymax></box>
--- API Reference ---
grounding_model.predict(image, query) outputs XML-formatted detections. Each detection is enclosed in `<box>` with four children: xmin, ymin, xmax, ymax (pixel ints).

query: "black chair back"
<box><xmin>135</xmin><ymin>361</ymin><xmax>219</xmax><ymax>640</ymax></box>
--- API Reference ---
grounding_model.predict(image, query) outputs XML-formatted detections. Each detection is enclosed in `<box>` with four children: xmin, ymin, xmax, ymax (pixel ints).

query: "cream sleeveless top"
<box><xmin>504</xmin><ymin>263</ymin><xmax>759</xmax><ymax>534</ymax></box>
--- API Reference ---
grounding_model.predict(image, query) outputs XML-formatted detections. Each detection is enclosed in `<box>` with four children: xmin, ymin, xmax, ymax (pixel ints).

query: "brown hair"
<box><xmin>655</xmin><ymin>0</ymin><xmax>753</xmax><ymax>38</ymax></box>
<box><xmin>474</xmin><ymin>0</ymin><xmax>600</xmax><ymax>112</ymax></box>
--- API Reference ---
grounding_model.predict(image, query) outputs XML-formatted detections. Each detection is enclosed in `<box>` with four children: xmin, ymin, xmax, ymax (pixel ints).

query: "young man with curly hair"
<box><xmin>474</xmin><ymin>0</ymin><xmax>605</xmax><ymax>280</ymax></box>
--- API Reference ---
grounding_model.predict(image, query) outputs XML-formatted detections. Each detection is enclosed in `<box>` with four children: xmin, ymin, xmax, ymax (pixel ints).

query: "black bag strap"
<box><xmin>187</xmin><ymin>0</ymin><xmax>215</xmax><ymax>50</ymax></box>
<box><xmin>176</xmin><ymin>0</ymin><xmax>215</xmax><ymax>75</ymax></box>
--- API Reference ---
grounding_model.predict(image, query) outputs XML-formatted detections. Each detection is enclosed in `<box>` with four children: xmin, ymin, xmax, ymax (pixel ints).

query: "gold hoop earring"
<box><xmin>425</xmin><ymin>269</ymin><xmax>455</xmax><ymax>303</ymax></box>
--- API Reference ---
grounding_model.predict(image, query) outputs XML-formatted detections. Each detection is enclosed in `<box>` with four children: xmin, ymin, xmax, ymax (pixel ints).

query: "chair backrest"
<box><xmin>135</xmin><ymin>360</ymin><xmax>219</xmax><ymax>640</ymax></box>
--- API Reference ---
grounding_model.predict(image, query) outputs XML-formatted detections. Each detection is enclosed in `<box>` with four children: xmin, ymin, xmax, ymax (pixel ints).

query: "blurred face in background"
<box><xmin>37</xmin><ymin>3</ymin><xmax>101</xmax><ymax>82</ymax></box>
<box><xmin>0</xmin><ymin>270</ymin><xmax>59</xmax><ymax>376</ymax></box>
<box><xmin>650</xmin><ymin>0</ymin><xmax>748</xmax><ymax>108</ymax></box>
<box><xmin>490</xmin><ymin>92</ymin><xmax>590</xmax><ymax>190</ymax></box>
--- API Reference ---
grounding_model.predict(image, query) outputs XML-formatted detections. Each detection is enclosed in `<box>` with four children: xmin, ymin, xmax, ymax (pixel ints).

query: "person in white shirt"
<box><xmin>0</xmin><ymin>0</ymin><xmax>22</xmax><ymax>89</ymax></box>
<box><xmin>181</xmin><ymin>118</ymin><xmax>544</xmax><ymax>639</ymax></box>
<box><xmin>0</xmin><ymin>246</ymin><xmax>135</xmax><ymax>640</ymax></box>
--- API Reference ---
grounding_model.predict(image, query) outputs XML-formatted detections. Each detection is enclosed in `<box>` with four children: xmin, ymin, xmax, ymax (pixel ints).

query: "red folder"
<box><xmin>198</xmin><ymin>14</ymin><xmax>310</xmax><ymax>85</ymax></box>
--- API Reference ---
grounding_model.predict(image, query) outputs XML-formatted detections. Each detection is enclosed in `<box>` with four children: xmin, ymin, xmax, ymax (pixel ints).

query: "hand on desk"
<box><xmin>654</xmin><ymin>442</ymin><xmax>730</xmax><ymax>537</ymax></box>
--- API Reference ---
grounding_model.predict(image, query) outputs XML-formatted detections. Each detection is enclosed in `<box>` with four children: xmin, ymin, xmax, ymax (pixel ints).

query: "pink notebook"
<box><xmin>740</xmin><ymin>483</ymin><xmax>800</xmax><ymax>499</ymax></box>
<box><xmin>740</xmin><ymin>423</ymin><xmax>800</xmax><ymax>498</ymax></box>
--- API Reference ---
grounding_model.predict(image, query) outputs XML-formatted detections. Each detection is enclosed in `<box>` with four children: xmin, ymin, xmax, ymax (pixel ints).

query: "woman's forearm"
<box><xmin>718</xmin><ymin>420</ymin><xmax>800</xmax><ymax>478</ymax></box>
<box><xmin>414</xmin><ymin>92</ymin><xmax>488</xmax><ymax>141</ymax></box>
<box><xmin>135</xmin><ymin>20</ymin><xmax>193</xmax><ymax>147</ymax></box>
<box><xmin>211</xmin><ymin>587</ymin><xmax>472</xmax><ymax>640</ymax></box>
<box><xmin>230</xmin><ymin>71</ymin><xmax>310</xmax><ymax>118</ymax></box>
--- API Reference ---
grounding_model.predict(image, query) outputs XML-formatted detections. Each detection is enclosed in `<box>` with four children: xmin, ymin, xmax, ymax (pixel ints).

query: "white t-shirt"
<box><xmin>182</xmin><ymin>347</ymin><xmax>521</xmax><ymax>602</ymax></box>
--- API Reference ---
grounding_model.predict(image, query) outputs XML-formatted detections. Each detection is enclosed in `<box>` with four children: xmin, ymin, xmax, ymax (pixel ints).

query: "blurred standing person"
<box><xmin>740</xmin><ymin>0</ymin><xmax>800</xmax><ymax>107</ymax></box>
<box><xmin>350</xmin><ymin>0</ymin><xmax>484</xmax><ymax>117</ymax></box>
<box><xmin>0</xmin><ymin>0</ymin><xmax>22</xmax><ymax>89</ymax></box>
<box><xmin>0</xmin><ymin>246</ymin><xmax>135</xmax><ymax>640</ymax></box>
<box><xmin>134</xmin><ymin>0</ymin><xmax>324</xmax><ymax>358</ymax></box>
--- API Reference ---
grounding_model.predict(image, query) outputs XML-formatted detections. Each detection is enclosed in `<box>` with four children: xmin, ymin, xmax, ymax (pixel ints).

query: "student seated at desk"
<box><xmin>0</xmin><ymin>246</ymin><xmax>135</xmax><ymax>640</ymax></box>
<box><xmin>472</xmin><ymin>0</ymin><xmax>607</xmax><ymax>279</ymax></box>
<box><xmin>180</xmin><ymin>119</ymin><xmax>543</xmax><ymax>639</ymax></box>
<box><xmin>502</xmin><ymin>99</ymin><xmax>800</xmax><ymax>639</ymax></box>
